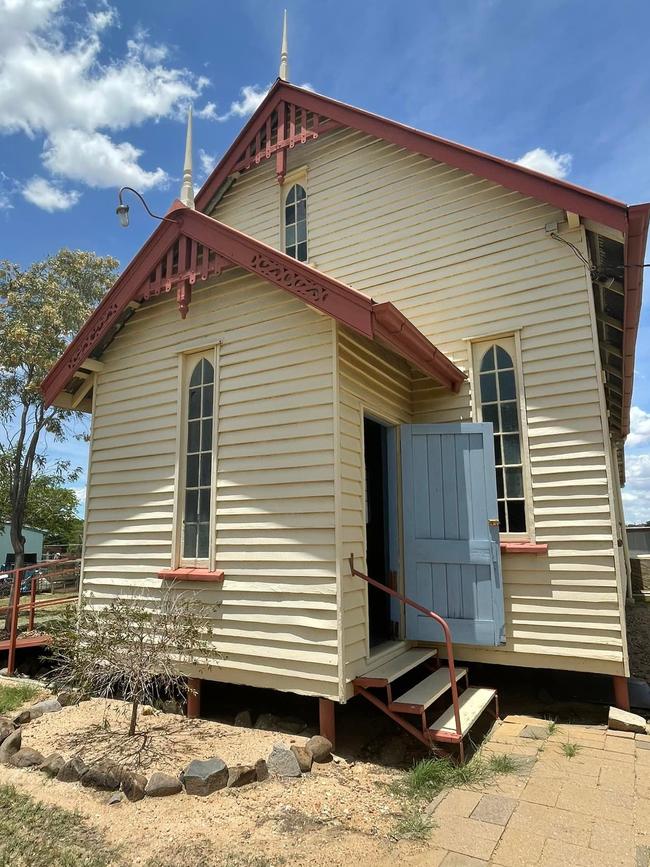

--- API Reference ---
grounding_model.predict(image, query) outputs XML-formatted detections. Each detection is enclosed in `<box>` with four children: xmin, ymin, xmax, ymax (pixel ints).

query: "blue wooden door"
<box><xmin>401</xmin><ymin>423</ymin><xmax>505</xmax><ymax>646</ymax></box>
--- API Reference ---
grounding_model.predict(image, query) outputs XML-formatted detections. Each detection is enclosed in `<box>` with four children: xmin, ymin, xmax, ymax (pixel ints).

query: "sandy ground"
<box><xmin>627</xmin><ymin>601</ymin><xmax>650</xmax><ymax>683</ymax></box>
<box><xmin>0</xmin><ymin>697</ymin><xmax>427</xmax><ymax>867</ymax></box>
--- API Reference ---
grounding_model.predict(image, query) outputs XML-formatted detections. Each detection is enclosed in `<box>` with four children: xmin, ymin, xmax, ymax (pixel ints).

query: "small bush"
<box><xmin>562</xmin><ymin>742</ymin><xmax>580</xmax><ymax>758</ymax></box>
<box><xmin>394</xmin><ymin>809</ymin><xmax>433</xmax><ymax>841</ymax></box>
<box><xmin>0</xmin><ymin>683</ymin><xmax>39</xmax><ymax>714</ymax></box>
<box><xmin>397</xmin><ymin>751</ymin><xmax>520</xmax><ymax>801</ymax></box>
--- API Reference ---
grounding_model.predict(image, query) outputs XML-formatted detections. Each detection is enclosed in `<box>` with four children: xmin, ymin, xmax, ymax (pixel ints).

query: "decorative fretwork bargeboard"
<box><xmin>232</xmin><ymin>100</ymin><xmax>341</xmax><ymax>183</ymax></box>
<box><xmin>138</xmin><ymin>234</ymin><xmax>232</xmax><ymax>318</ymax></box>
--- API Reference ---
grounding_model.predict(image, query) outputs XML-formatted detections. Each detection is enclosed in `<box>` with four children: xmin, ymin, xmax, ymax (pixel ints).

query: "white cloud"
<box><xmin>628</xmin><ymin>406</ymin><xmax>650</xmax><ymax>448</ymax></box>
<box><xmin>199</xmin><ymin>148</ymin><xmax>216</xmax><ymax>179</ymax></box>
<box><xmin>0</xmin><ymin>0</ymin><xmax>215</xmax><ymax>205</ymax></box>
<box><xmin>22</xmin><ymin>175</ymin><xmax>80</xmax><ymax>211</ymax></box>
<box><xmin>0</xmin><ymin>171</ymin><xmax>17</xmax><ymax>209</ymax></box>
<box><xmin>216</xmin><ymin>83</ymin><xmax>272</xmax><ymax>121</ymax></box>
<box><xmin>623</xmin><ymin>452</ymin><xmax>650</xmax><ymax>524</ymax></box>
<box><xmin>516</xmin><ymin>148</ymin><xmax>573</xmax><ymax>180</ymax></box>
<box><xmin>43</xmin><ymin>128</ymin><xmax>167</xmax><ymax>190</ymax></box>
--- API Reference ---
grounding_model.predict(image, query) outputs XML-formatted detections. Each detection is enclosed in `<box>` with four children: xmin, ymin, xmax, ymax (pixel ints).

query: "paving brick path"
<box><xmin>417</xmin><ymin>714</ymin><xmax>650</xmax><ymax>867</ymax></box>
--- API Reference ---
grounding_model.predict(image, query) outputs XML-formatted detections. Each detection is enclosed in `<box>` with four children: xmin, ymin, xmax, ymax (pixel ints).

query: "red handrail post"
<box><xmin>28</xmin><ymin>574</ymin><xmax>37</xmax><ymax>631</ymax></box>
<box><xmin>7</xmin><ymin>569</ymin><xmax>20</xmax><ymax>676</ymax></box>
<box><xmin>349</xmin><ymin>553</ymin><xmax>464</xmax><ymax>741</ymax></box>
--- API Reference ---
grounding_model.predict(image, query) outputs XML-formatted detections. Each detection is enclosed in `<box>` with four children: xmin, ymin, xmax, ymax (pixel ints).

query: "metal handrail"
<box><xmin>2</xmin><ymin>558</ymin><xmax>81</xmax><ymax>675</ymax></box>
<box><xmin>349</xmin><ymin>553</ymin><xmax>463</xmax><ymax>738</ymax></box>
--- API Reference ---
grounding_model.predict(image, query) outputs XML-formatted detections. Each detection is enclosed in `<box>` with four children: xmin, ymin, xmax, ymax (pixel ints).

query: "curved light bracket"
<box><xmin>116</xmin><ymin>187</ymin><xmax>177</xmax><ymax>228</ymax></box>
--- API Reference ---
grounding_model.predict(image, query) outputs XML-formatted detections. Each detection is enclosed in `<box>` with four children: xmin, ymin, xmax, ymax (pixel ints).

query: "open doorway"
<box><xmin>363</xmin><ymin>415</ymin><xmax>400</xmax><ymax>649</ymax></box>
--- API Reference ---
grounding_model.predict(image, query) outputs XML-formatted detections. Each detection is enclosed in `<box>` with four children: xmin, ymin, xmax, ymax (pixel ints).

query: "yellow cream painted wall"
<box><xmin>213</xmin><ymin>129</ymin><xmax>627</xmax><ymax>680</ymax></box>
<box><xmin>84</xmin><ymin>271</ymin><xmax>341</xmax><ymax>698</ymax></box>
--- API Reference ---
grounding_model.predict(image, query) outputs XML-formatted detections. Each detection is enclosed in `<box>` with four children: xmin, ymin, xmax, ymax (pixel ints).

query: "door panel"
<box><xmin>401</xmin><ymin>423</ymin><xmax>505</xmax><ymax>646</ymax></box>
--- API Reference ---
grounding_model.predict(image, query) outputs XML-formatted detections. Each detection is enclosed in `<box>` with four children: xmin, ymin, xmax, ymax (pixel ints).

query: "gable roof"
<box><xmin>196</xmin><ymin>80</ymin><xmax>650</xmax><ymax>442</ymax></box>
<box><xmin>197</xmin><ymin>80</ymin><xmax>638</xmax><ymax>233</ymax></box>
<box><xmin>41</xmin><ymin>203</ymin><xmax>465</xmax><ymax>406</ymax></box>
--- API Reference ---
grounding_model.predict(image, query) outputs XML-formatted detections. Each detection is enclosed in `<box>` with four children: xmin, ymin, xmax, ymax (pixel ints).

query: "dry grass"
<box><xmin>0</xmin><ymin>784</ymin><xmax>120</xmax><ymax>867</ymax></box>
<box><xmin>0</xmin><ymin>683</ymin><xmax>39</xmax><ymax>714</ymax></box>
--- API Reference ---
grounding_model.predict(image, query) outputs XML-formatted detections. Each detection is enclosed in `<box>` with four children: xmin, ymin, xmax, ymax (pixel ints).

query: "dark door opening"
<box><xmin>364</xmin><ymin>416</ymin><xmax>396</xmax><ymax>648</ymax></box>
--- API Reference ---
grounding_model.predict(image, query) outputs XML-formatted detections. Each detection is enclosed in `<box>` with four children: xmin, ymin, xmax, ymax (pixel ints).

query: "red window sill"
<box><xmin>158</xmin><ymin>567</ymin><xmax>225</xmax><ymax>582</ymax></box>
<box><xmin>500</xmin><ymin>542</ymin><xmax>548</xmax><ymax>555</ymax></box>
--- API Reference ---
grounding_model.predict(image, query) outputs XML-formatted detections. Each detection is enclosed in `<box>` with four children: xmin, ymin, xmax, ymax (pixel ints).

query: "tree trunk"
<box><xmin>3</xmin><ymin>541</ymin><xmax>24</xmax><ymax>632</ymax></box>
<box><xmin>129</xmin><ymin>698</ymin><xmax>139</xmax><ymax>737</ymax></box>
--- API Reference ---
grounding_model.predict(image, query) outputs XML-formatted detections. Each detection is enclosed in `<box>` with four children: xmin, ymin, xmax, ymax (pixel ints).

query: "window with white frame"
<box><xmin>473</xmin><ymin>337</ymin><xmax>528</xmax><ymax>535</ymax></box>
<box><xmin>284</xmin><ymin>183</ymin><xmax>308</xmax><ymax>261</ymax></box>
<box><xmin>181</xmin><ymin>354</ymin><xmax>215</xmax><ymax>561</ymax></box>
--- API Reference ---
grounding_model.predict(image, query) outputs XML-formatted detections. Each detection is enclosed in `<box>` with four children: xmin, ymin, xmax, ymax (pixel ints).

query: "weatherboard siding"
<box><xmin>335</xmin><ymin>327</ymin><xmax>413</xmax><ymax>683</ymax></box>
<box><xmin>83</xmin><ymin>272</ymin><xmax>341</xmax><ymax>698</ymax></box>
<box><xmin>213</xmin><ymin>129</ymin><xmax>626</xmax><ymax>679</ymax></box>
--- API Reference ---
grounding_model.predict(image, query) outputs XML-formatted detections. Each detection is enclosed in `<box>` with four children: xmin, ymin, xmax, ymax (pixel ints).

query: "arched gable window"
<box><xmin>478</xmin><ymin>344</ymin><xmax>526</xmax><ymax>534</ymax></box>
<box><xmin>284</xmin><ymin>183</ymin><xmax>307</xmax><ymax>262</ymax></box>
<box><xmin>183</xmin><ymin>357</ymin><xmax>214</xmax><ymax>559</ymax></box>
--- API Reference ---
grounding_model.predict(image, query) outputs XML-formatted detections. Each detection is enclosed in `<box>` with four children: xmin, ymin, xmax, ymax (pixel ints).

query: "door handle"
<box><xmin>488</xmin><ymin>519</ymin><xmax>500</xmax><ymax>527</ymax></box>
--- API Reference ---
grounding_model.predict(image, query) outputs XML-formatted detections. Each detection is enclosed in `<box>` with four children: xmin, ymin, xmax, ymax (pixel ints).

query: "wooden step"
<box><xmin>354</xmin><ymin>648</ymin><xmax>438</xmax><ymax>688</ymax></box>
<box><xmin>389</xmin><ymin>666</ymin><xmax>468</xmax><ymax>714</ymax></box>
<box><xmin>428</xmin><ymin>687</ymin><xmax>497</xmax><ymax>741</ymax></box>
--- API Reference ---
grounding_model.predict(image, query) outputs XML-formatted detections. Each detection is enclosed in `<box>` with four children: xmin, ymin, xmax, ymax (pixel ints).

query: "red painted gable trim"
<box><xmin>622</xmin><ymin>204</ymin><xmax>650</xmax><ymax>438</ymax></box>
<box><xmin>196</xmin><ymin>80</ymin><xmax>629</xmax><ymax>232</ymax></box>
<box><xmin>41</xmin><ymin>206</ymin><xmax>465</xmax><ymax>405</ymax></box>
<box><xmin>195</xmin><ymin>81</ymin><xmax>650</xmax><ymax>440</ymax></box>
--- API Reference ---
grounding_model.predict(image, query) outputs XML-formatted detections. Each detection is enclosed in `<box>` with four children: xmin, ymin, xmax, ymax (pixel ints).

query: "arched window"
<box><xmin>479</xmin><ymin>344</ymin><xmax>526</xmax><ymax>533</ymax></box>
<box><xmin>183</xmin><ymin>357</ymin><xmax>214</xmax><ymax>559</ymax></box>
<box><xmin>284</xmin><ymin>184</ymin><xmax>307</xmax><ymax>261</ymax></box>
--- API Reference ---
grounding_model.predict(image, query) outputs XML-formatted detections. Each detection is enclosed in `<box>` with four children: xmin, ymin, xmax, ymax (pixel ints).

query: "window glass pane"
<box><xmin>297</xmin><ymin>199</ymin><xmax>306</xmax><ymax>222</ymax></box>
<box><xmin>186</xmin><ymin>454</ymin><xmax>199</xmax><ymax>487</ymax></box>
<box><xmin>477</xmin><ymin>340</ymin><xmax>526</xmax><ymax>534</ymax></box>
<box><xmin>507</xmin><ymin>500</ymin><xmax>526</xmax><ymax>533</ymax></box>
<box><xmin>496</xmin><ymin>468</ymin><xmax>504</xmax><ymax>499</ymax></box>
<box><xmin>286</xmin><ymin>224</ymin><xmax>296</xmax><ymax>246</ymax></box>
<box><xmin>200</xmin><ymin>453</ymin><xmax>212</xmax><ymax>486</ymax></box>
<box><xmin>286</xmin><ymin>245</ymin><xmax>296</xmax><ymax>258</ymax></box>
<box><xmin>297</xmin><ymin>242</ymin><xmax>308</xmax><ymax>262</ymax></box>
<box><xmin>184</xmin><ymin>490</ymin><xmax>198</xmax><ymax>523</ymax></box>
<box><xmin>199</xmin><ymin>488</ymin><xmax>211</xmax><ymax>524</ymax></box>
<box><xmin>493</xmin><ymin>435</ymin><xmax>502</xmax><ymax>466</ymax></box>
<box><xmin>502</xmin><ymin>434</ymin><xmax>521</xmax><ymax>465</ymax></box>
<box><xmin>285</xmin><ymin>205</ymin><xmax>295</xmax><ymax>225</ymax></box>
<box><xmin>197</xmin><ymin>523</ymin><xmax>210</xmax><ymax>558</ymax></box>
<box><xmin>183</xmin><ymin>523</ymin><xmax>197</xmax><ymax>558</ymax></box>
<box><xmin>202</xmin><ymin>384</ymin><xmax>213</xmax><ymax>418</ymax></box>
<box><xmin>480</xmin><ymin>346</ymin><xmax>495</xmax><ymax>372</ymax></box>
<box><xmin>187</xmin><ymin>421</ymin><xmax>200</xmax><ymax>453</ymax></box>
<box><xmin>201</xmin><ymin>419</ymin><xmax>212</xmax><ymax>451</ymax></box>
<box><xmin>483</xmin><ymin>403</ymin><xmax>499</xmax><ymax>432</ymax></box>
<box><xmin>506</xmin><ymin>467</ymin><xmax>524</xmax><ymax>498</ymax></box>
<box><xmin>498</xmin><ymin>501</ymin><xmax>506</xmax><ymax>532</ymax></box>
<box><xmin>190</xmin><ymin>363</ymin><xmax>202</xmax><ymax>387</ymax></box>
<box><xmin>480</xmin><ymin>372</ymin><xmax>497</xmax><ymax>403</ymax></box>
<box><xmin>496</xmin><ymin>346</ymin><xmax>513</xmax><ymax>369</ymax></box>
<box><xmin>286</xmin><ymin>186</ymin><xmax>296</xmax><ymax>205</ymax></box>
<box><xmin>501</xmin><ymin>401</ymin><xmax>519</xmax><ymax>433</ymax></box>
<box><xmin>188</xmin><ymin>388</ymin><xmax>201</xmax><ymax>419</ymax></box>
<box><xmin>202</xmin><ymin>360</ymin><xmax>214</xmax><ymax>385</ymax></box>
<box><xmin>498</xmin><ymin>370</ymin><xmax>516</xmax><ymax>401</ymax></box>
<box><xmin>297</xmin><ymin>220</ymin><xmax>307</xmax><ymax>243</ymax></box>
<box><xmin>294</xmin><ymin>184</ymin><xmax>306</xmax><ymax>200</ymax></box>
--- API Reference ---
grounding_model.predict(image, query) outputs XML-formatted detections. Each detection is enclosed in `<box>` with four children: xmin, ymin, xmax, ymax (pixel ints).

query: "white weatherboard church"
<box><xmin>43</xmin><ymin>15</ymin><xmax>649</xmax><ymax>754</ymax></box>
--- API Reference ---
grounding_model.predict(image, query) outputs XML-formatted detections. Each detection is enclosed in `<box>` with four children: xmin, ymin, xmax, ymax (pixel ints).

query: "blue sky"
<box><xmin>2</xmin><ymin>0</ymin><xmax>650</xmax><ymax>521</ymax></box>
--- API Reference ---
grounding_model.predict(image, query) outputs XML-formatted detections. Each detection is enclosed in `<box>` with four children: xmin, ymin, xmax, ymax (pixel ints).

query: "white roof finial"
<box><xmin>180</xmin><ymin>105</ymin><xmax>194</xmax><ymax>209</ymax></box>
<box><xmin>279</xmin><ymin>9</ymin><xmax>289</xmax><ymax>81</ymax></box>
